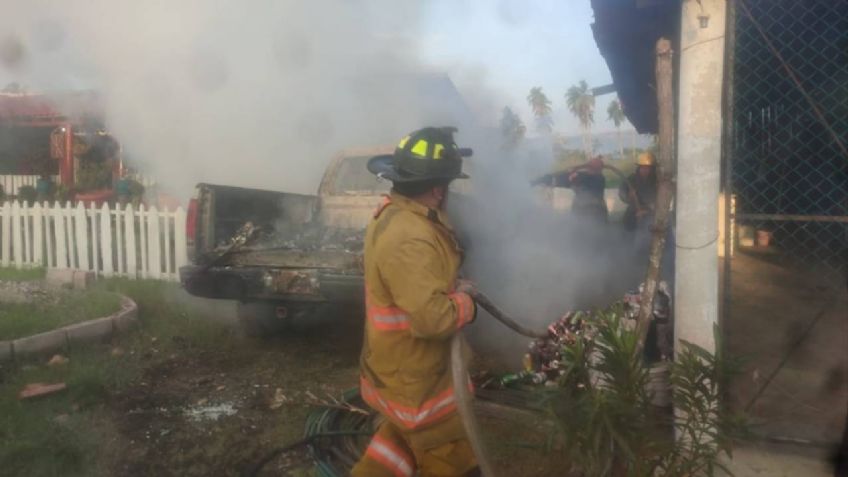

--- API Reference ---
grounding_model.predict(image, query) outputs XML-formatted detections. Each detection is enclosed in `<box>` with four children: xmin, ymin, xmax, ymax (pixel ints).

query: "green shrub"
<box><xmin>76</xmin><ymin>160</ymin><xmax>112</xmax><ymax>192</ymax></box>
<box><xmin>55</xmin><ymin>184</ymin><xmax>73</xmax><ymax>202</ymax></box>
<box><xmin>127</xmin><ymin>179</ymin><xmax>145</xmax><ymax>197</ymax></box>
<box><xmin>543</xmin><ymin>309</ymin><xmax>745</xmax><ymax>477</ymax></box>
<box><xmin>16</xmin><ymin>185</ymin><xmax>36</xmax><ymax>204</ymax></box>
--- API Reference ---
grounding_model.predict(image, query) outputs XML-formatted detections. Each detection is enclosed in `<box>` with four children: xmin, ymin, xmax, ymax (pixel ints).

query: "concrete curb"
<box><xmin>0</xmin><ymin>295</ymin><xmax>138</xmax><ymax>362</ymax></box>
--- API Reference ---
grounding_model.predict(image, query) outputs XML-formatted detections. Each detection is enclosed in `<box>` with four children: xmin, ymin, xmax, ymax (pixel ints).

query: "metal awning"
<box><xmin>590</xmin><ymin>0</ymin><xmax>679</xmax><ymax>134</ymax></box>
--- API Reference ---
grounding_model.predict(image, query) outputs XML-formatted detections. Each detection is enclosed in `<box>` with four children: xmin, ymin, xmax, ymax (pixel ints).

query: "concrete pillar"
<box><xmin>674</xmin><ymin>0</ymin><xmax>727</xmax><ymax>353</ymax></box>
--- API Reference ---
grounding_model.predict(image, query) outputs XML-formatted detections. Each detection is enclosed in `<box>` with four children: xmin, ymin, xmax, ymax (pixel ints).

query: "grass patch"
<box><xmin>0</xmin><ymin>289</ymin><xmax>123</xmax><ymax>340</ymax></box>
<box><xmin>0</xmin><ymin>344</ymin><xmax>136</xmax><ymax>477</ymax></box>
<box><xmin>0</xmin><ymin>267</ymin><xmax>46</xmax><ymax>282</ymax></box>
<box><xmin>99</xmin><ymin>279</ymin><xmax>240</xmax><ymax>353</ymax></box>
<box><xmin>0</xmin><ymin>279</ymin><xmax>237</xmax><ymax>476</ymax></box>
<box><xmin>0</xmin><ymin>400</ymin><xmax>92</xmax><ymax>477</ymax></box>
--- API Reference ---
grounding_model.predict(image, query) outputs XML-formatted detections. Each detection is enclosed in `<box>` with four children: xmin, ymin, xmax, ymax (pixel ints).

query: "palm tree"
<box><xmin>565</xmin><ymin>80</ymin><xmax>595</xmax><ymax>159</ymax></box>
<box><xmin>526</xmin><ymin>87</ymin><xmax>554</xmax><ymax>135</ymax></box>
<box><xmin>499</xmin><ymin>106</ymin><xmax>526</xmax><ymax>148</ymax></box>
<box><xmin>607</xmin><ymin>98</ymin><xmax>626</xmax><ymax>159</ymax></box>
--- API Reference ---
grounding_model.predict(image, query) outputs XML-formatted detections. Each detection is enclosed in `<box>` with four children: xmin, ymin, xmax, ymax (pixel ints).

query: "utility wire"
<box><xmin>737</xmin><ymin>0</ymin><xmax>848</xmax><ymax>160</ymax></box>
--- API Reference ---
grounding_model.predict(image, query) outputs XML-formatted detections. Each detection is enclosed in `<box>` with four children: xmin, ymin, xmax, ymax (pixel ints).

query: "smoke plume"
<box><xmin>0</xmin><ymin>0</ymin><xmax>485</xmax><ymax>195</ymax></box>
<box><xmin>452</xmin><ymin>134</ymin><xmax>644</xmax><ymax>363</ymax></box>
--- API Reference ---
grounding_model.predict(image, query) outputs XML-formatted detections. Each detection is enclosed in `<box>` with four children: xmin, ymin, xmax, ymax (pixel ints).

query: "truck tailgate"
<box><xmin>193</xmin><ymin>183</ymin><xmax>318</xmax><ymax>261</ymax></box>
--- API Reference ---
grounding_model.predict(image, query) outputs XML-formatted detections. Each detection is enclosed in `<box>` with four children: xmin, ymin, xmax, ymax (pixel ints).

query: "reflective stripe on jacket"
<box><xmin>360</xmin><ymin>192</ymin><xmax>475</xmax><ymax>431</ymax></box>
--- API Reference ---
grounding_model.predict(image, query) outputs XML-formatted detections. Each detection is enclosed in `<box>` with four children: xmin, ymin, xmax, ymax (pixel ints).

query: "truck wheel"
<box><xmin>236</xmin><ymin>301</ymin><xmax>293</xmax><ymax>337</ymax></box>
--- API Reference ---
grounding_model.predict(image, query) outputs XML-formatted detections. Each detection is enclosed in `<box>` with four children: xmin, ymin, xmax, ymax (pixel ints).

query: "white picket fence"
<box><xmin>0</xmin><ymin>201</ymin><xmax>188</xmax><ymax>281</ymax></box>
<box><xmin>0</xmin><ymin>175</ymin><xmax>61</xmax><ymax>196</ymax></box>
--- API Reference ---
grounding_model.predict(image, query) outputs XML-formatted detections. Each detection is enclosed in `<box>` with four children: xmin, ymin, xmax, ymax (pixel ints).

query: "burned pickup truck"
<box><xmin>180</xmin><ymin>147</ymin><xmax>393</xmax><ymax>334</ymax></box>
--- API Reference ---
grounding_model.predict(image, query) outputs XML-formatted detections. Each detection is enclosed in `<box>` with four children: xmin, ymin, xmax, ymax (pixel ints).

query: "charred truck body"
<box><xmin>180</xmin><ymin>148</ymin><xmax>393</xmax><ymax>334</ymax></box>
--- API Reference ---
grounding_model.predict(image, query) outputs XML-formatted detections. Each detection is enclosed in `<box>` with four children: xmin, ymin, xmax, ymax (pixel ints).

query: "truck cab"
<box><xmin>316</xmin><ymin>147</ymin><xmax>393</xmax><ymax>230</ymax></box>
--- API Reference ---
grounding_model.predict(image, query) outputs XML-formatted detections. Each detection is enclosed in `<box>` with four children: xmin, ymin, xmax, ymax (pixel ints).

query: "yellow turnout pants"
<box><xmin>351</xmin><ymin>413</ymin><xmax>477</xmax><ymax>477</ymax></box>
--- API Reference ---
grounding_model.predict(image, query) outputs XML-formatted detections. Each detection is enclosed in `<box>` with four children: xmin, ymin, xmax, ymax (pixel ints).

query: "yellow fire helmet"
<box><xmin>636</xmin><ymin>152</ymin><xmax>656</xmax><ymax>166</ymax></box>
<box><xmin>367</xmin><ymin>127</ymin><xmax>472</xmax><ymax>183</ymax></box>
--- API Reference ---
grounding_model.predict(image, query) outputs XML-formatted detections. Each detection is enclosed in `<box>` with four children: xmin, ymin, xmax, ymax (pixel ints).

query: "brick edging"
<box><xmin>0</xmin><ymin>295</ymin><xmax>138</xmax><ymax>362</ymax></box>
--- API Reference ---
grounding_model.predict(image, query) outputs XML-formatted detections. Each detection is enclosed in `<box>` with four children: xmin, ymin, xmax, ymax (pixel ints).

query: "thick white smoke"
<box><xmin>0</xmin><ymin>0</ymin><xmax>487</xmax><ymax>196</ymax></box>
<box><xmin>452</xmin><ymin>134</ymin><xmax>644</xmax><ymax>362</ymax></box>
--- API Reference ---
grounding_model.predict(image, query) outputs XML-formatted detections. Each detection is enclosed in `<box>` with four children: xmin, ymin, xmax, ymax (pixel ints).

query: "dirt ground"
<box><xmin>69</xmin><ymin>292</ymin><xmax>563</xmax><ymax>477</ymax></box>
<box><xmin>96</xmin><ymin>302</ymin><xmax>363</xmax><ymax>477</ymax></box>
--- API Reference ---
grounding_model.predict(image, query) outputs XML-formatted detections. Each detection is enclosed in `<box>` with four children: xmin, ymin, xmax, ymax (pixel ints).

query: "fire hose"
<box><xmin>452</xmin><ymin>291</ymin><xmax>546</xmax><ymax>477</ymax></box>
<box><xmin>533</xmin><ymin>162</ymin><xmax>643</xmax><ymax>212</ymax></box>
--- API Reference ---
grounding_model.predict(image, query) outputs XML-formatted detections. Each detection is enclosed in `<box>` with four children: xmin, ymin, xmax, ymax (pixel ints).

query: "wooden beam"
<box><xmin>636</xmin><ymin>37</ymin><xmax>675</xmax><ymax>353</ymax></box>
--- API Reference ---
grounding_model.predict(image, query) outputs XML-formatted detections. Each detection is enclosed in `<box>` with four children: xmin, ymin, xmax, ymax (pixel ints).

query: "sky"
<box><xmin>418</xmin><ymin>0</ymin><xmax>630</xmax><ymax>136</ymax></box>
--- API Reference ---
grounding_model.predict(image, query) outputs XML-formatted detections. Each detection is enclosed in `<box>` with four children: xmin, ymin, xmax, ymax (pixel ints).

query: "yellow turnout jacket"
<box><xmin>360</xmin><ymin>192</ymin><xmax>475</xmax><ymax>431</ymax></box>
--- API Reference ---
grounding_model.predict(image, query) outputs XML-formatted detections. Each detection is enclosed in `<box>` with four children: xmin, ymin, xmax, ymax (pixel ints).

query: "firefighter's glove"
<box><xmin>455</xmin><ymin>279</ymin><xmax>479</xmax><ymax>325</ymax></box>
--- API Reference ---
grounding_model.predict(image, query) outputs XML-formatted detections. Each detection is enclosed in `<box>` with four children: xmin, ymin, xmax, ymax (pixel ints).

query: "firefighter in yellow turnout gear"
<box><xmin>352</xmin><ymin>128</ymin><xmax>479</xmax><ymax>477</ymax></box>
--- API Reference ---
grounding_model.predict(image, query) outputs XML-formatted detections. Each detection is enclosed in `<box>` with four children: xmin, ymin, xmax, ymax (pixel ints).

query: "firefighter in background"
<box><xmin>619</xmin><ymin>152</ymin><xmax>658</xmax><ymax>233</ymax></box>
<box><xmin>619</xmin><ymin>151</ymin><xmax>676</xmax><ymax>281</ymax></box>
<box><xmin>353</xmin><ymin>127</ymin><xmax>479</xmax><ymax>477</ymax></box>
<box><xmin>531</xmin><ymin>156</ymin><xmax>608</xmax><ymax>223</ymax></box>
<box><xmin>562</xmin><ymin>156</ymin><xmax>608</xmax><ymax>223</ymax></box>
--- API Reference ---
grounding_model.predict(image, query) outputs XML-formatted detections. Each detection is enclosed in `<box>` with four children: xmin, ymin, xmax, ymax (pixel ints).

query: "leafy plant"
<box><xmin>543</xmin><ymin>309</ymin><xmax>745</xmax><ymax>477</ymax></box>
<box><xmin>17</xmin><ymin>185</ymin><xmax>36</xmax><ymax>204</ymax></box>
<box><xmin>128</xmin><ymin>178</ymin><xmax>145</xmax><ymax>203</ymax></box>
<box><xmin>657</xmin><ymin>329</ymin><xmax>747</xmax><ymax>476</ymax></box>
<box><xmin>75</xmin><ymin>159</ymin><xmax>112</xmax><ymax>192</ymax></box>
<box><xmin>545</xmin><ymin>308</ymin><xmax>658</xmax><ymax>477</ymax></box>
<box><xmin>55</xmin><ymin>184</ymin><xmax>73</xmax><ymax>203</ymax></box>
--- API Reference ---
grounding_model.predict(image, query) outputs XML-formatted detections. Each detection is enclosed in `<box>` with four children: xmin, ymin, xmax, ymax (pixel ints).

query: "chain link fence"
<box><xmin>731</xmin><ymin>0</ymin><xmax>847</xmax><ymax>282</ymax></box>
<box><xmin>725</xmin><ymin>0</ymin><xmax>848</xmax><ymax>444</ymax></box>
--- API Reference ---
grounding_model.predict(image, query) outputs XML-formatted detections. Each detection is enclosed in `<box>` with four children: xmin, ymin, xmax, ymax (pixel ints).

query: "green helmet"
<box><xmin>367</xmin><ymin>127</ymin><xmax>471</xmax><ymax>183</ymax></box>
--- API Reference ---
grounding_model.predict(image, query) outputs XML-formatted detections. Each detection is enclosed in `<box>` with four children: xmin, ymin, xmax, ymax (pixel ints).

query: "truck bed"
<box><xmin>182</xmin><ymin>183</ymin><xmax>365</xmax><ymax>304</ymax></box>
<box><xmin>192</xmin><ymin>183</ymin><xmax>318</xmax><ymax>260</ymax></box>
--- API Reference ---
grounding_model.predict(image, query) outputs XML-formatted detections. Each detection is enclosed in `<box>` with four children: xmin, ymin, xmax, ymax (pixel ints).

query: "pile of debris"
<box><xmin>208</xmin><ymin>221</ymin><xmax>365</xmax><ymax>264</ymax></box>
<box><xmin>492</xmin><ymin>281</ymin><xmax>673</xmax><ymax>388</ymax></box>
<box><xmin>252</xmin><ymin>223</ymin><xmax>364</xmax><ymax>254</ymax></box>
